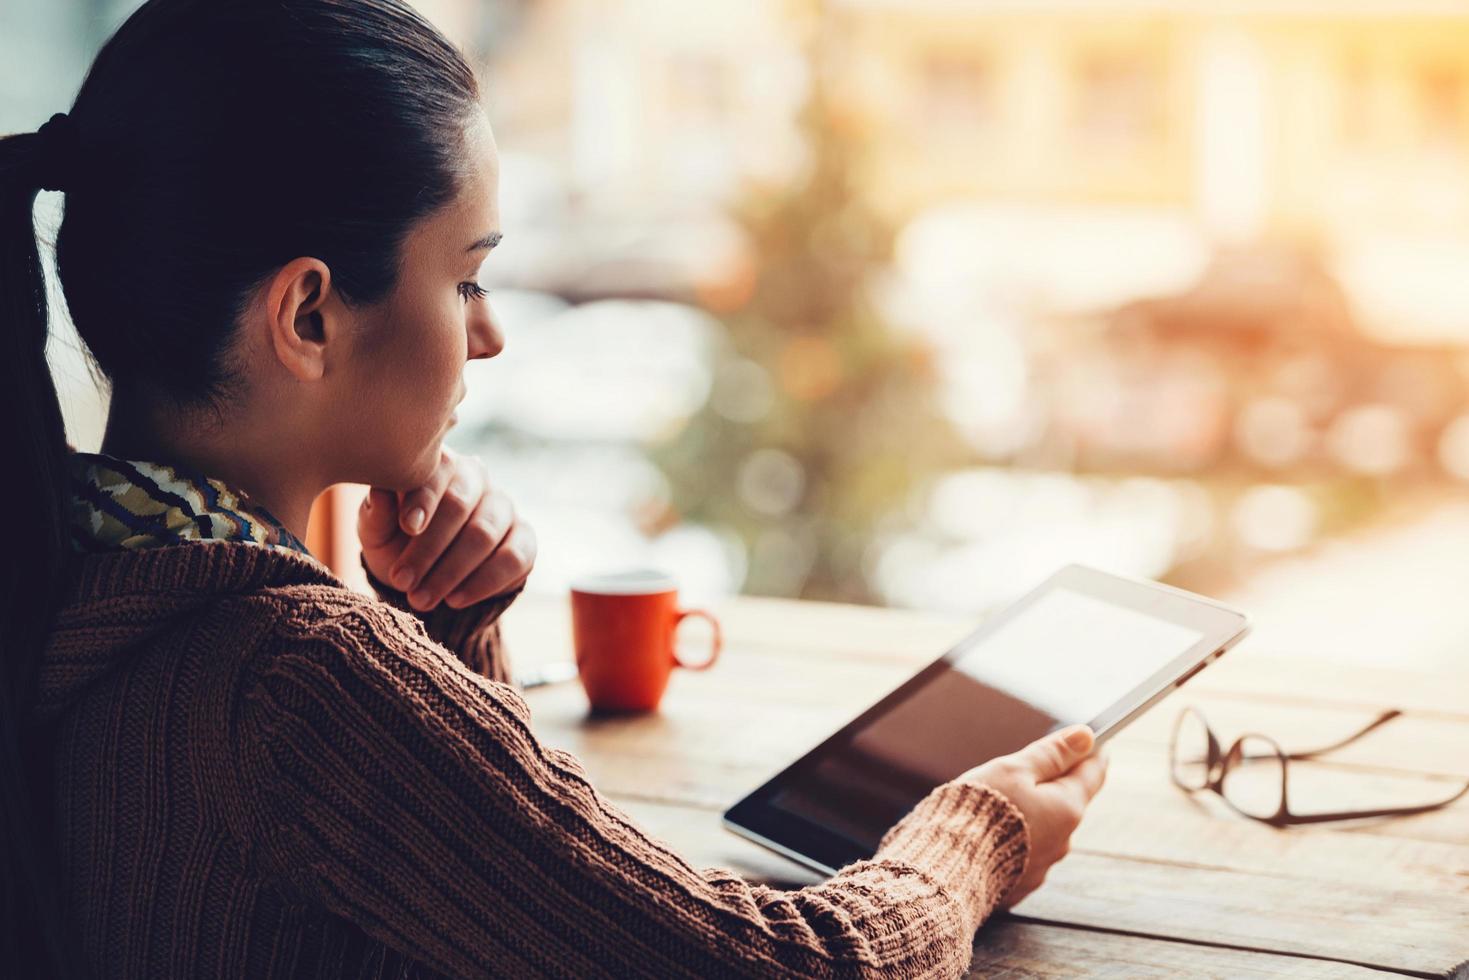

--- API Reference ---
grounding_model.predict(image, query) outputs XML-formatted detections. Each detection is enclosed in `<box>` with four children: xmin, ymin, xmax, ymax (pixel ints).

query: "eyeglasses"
<box><xmin>1169</xmin><ymin>706</ymin><xmax>1469</xmax><ymax>827</ymax></box>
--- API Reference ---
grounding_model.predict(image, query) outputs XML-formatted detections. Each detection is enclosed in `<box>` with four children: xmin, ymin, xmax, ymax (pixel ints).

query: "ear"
<box><xmin>264</xmin><ymin>257</ymin><xmax>338</xmax><ymax>383</ymax></box>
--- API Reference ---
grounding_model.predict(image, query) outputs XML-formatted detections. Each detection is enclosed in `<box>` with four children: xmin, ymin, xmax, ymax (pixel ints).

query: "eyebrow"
<box><xmin>467</xmin><ymin>231</ymin><xmax>503</xmax><ymax>253</ymax></box>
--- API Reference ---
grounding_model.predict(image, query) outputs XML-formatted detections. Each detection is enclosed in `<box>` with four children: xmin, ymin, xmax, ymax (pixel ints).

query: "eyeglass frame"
<box><xmin>1168</xmin><ymin>706</ymin><xmax>1469</xmax><ymax>828</ymax></box>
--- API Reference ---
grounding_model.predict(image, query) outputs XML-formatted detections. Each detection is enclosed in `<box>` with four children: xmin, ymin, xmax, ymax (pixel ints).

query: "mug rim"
<box><xmin>570</xmin><ymin>568</ymin><xmax>678</xmax><ymax>597</ymax></box>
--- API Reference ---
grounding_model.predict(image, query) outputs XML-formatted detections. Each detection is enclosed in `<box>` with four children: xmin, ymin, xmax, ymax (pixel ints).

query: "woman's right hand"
<box><xmin>960</xmin><ymin>724</ymin><xmax>1108</xmax><ymax>910</ymax></box>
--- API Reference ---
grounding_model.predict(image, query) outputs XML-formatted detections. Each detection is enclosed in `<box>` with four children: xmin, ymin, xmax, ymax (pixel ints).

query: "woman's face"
<box><xmin>332</xmin><ymin>113</ymin><xmax>505</xmax><ymax>491</ymax></box>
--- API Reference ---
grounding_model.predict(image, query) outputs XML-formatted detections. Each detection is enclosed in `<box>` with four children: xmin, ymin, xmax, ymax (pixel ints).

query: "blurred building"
<box><xmin>1047</xmin><ymin>244</ymin><xmax>1469</xmax><ymax>479</ymax></box>
<box><xmin>830</xmin><ymin>0</ymin><xmax>1469</xmax><ymax>346</ymax></box>
<box><xmin>443</xmin><ymin>0</ymin><xmax>811</xmax><ymax>301</ymax></box>
<box><xmin>435</xmin><ymin>0</ymin><xmax>1469</xmax><ymax>605</ymax></box>
<box><xmin>459</xmin><ymin>0</ymin><xmax>1469</xmax><ymax>346</ymax></box>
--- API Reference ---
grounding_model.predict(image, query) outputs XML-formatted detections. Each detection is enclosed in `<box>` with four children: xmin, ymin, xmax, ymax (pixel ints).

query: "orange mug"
<box><xmin>570</xmin><ymin>571</ymin><xmax>722</xmax><ymax>713</ymax></box>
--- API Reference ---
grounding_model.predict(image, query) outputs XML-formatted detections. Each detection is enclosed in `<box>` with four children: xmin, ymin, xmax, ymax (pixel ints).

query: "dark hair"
<box><xmin>0</xmin><ymin>1</ymin><xmax>479</xmax><ymax>973</ymax></box>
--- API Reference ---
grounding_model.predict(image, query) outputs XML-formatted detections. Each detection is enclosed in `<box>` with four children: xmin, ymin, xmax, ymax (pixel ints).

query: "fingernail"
<box><xmin>406</xmin><ymin>508</ymin><xmax>426</xmax><ymax>533</ymax></box>
<box><xmin>392</xmin><ymin>567</ymin><xmax>415</xmax><ymax>591</ymax></box>
<box><xmin>409</xmin><ymin>590</ymin><xmax>431</xmax><ymax>608</ymax></box>
<box><xmin>1065</xmin><ymin>727</ymin><xmax>1092</xmax><ymax>751</ymax></box>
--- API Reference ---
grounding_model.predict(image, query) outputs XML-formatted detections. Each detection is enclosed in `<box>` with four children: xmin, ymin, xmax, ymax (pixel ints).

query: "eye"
<box><xmin>458</xmin><ymin>281</ymin><xmax>489</xmax><ymax>302</ymax></box>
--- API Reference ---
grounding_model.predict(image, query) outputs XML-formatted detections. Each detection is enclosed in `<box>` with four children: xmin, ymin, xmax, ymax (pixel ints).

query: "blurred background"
<box><xmin>9</xmin><ymin>0</ymin><xmax>1469</xmax><ymax>665</ymax></box>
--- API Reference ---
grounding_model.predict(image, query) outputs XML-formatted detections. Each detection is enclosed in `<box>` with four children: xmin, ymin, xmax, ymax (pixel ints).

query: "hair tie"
<box><xmin>35</xmin><ymin>112</ymin><xmax>81</xmax><ymax>193</ymax></box>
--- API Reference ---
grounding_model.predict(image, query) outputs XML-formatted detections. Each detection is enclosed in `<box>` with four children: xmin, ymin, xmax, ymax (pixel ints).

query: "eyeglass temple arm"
<box><xmin>1276</xmin><ymin>708</ymin><xmax>1404</xmax><ymax>761</ymax></box>
<box><xmin>1280</xmin><ymin>779</ymin><xmax>1469</xmax><ymax>825</ymax></box>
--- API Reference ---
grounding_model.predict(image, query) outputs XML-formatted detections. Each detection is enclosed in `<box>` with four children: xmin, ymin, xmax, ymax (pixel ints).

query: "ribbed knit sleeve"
<box><xmin>360</xmin><ymin>553</ymin><xmax>521</xmax><ymax>684</ymax></box>
<box><xmin>232</xmin><ymin>604</ymin><xmax>1028</xmax><ymax>979</ymax></box>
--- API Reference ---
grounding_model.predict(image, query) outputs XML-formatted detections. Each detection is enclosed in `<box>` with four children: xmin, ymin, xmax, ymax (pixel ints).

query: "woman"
<box><xmin>1</xmin><ymin>1</ymin><xmax>1107</xmax><ymax>977</ymax></box>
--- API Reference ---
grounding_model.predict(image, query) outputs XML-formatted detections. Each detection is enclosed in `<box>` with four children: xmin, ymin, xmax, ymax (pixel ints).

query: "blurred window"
<box><xmin>917</xmin><ymin>52</ymin><xmax>996</xmax><ymax>133</ymax></box>
<box><xmin>1419</xmin><ymin>65</ymin><xmax>1466</xmax><ymax>151</ymax></box>
<box><xmin>1073</xmin><ymin>51</ymin><xmax>1163</xmax><ymax>152</ymax></box>
<box><xmin>1339</xmin><ymin>53</ymin><xmax>1374</xmax><ymax>149</ymax></box>
<box><xmin>667</xmin><ymin>54</ymin><xmax>730</xmax><ymax>125</ymax></box>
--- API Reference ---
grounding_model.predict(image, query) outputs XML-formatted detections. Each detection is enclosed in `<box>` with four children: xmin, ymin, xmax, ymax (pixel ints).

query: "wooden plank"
<box><xmin>1009</xmin><ymin>852</ymin><xmax>1468</xmax><ymax>978</ymax></box>
<box><xmin>516</xmin><ymin>643</ymin><xmax>1469</xmax><ymax>785</ymax></box>
<box><xmin>966</xmin><ymin>920</ymin><xmax>1408</xmax><ymax>979</ymax></box>
<box><xmin>1184</xmin><ymin>655</ymin><xmax>1469</xmax><ymax>723</ymax></box>
<box><xmin>1116</xmin><ymin>688</ymin><xmax>1469</xmax><ymax>779</ymax></box>
<box><xmin>545</xmin><ymin>710</ymin><xmax>1469</xmax><ymax>968</ymax></box>
<box><xmin>591</xmin><ymin>743</ymin><xmax>1469</xmax><ymax>851</ymax></box>
<box><xmin>549</xmin><ymin>734</ymin><xmax>1469</xmax><ymax>852</ymax></box>
<box><xmin>606</xmin><ymin>797</ymin><xmax>1469</xmax><ymax>978</ymax></box>
<box><xmin>1066</xmin><ymin>743</ymin><xmax>1469</xmax><ymax>892</ymax></box>
<box><xmin>518</xmin><ymin>645</ymin><xmax>1469</xmax><ymax>852</ymax></box>
<box><xmin>626</xmin><ymin>782</ymin><xmax>1422</xmax><ymax>977</ymax></box>
<box><xmin>605</xmin><ymin>789</ymin><xmax>1418</xmax><ymax>978</ymax></box>
<box><xmin>502</xmin><ymin>593</ymin><xmax>1469</xmax><ymax>720</ymax></box>
<box><xmin>504</xmin><ymin>594</ymin><xmax>1469</xmax><ymax>974</ymax></box>
<box><xmin>561</xmin><ymin>726</ymin><xmax>1469</xmax><ymax>893</ymax></box>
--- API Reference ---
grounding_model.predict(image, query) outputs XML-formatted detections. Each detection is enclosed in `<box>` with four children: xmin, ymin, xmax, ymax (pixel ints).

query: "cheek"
<box><xmin>334</xmin><ymin>290</ymin><xmax>467</xmax><ymax>489</ymax></box>
<box><xmin>361</xmin><ymin>306</ymin><xmax>462</xmax><ymax>439</ymax></box>
<box><xmin>423</xmin><ymin>305</ymin><xmax>466</xmax><ymax>398</ymax></box>
<box><xmin>382</xmin><ymin>295</ymin><xmax>463</xmax><ymax>387</ymax></box>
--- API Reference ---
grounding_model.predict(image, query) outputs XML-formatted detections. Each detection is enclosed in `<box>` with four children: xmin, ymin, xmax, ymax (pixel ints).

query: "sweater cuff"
<box><xmin>360</xmin><ymin>553</ymin><xmax>523</xmax><ymax>684</ymax></box>
<box><xmin>874</xmin><ymin>781</ymin><xmax>1029</xmax><ymax>936</ymax></box>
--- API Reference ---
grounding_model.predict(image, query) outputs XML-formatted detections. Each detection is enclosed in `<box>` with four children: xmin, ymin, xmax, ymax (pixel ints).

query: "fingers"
<box><xmin>445</xmin><ymin>519</ymin><xmax>536</xmax><ymax>608</ymax></box>
<box><xmin>357</xmin><ymin>487</ymin><xmax>402</xmax><ymax>551</ymax></box>
<box><xmin>397</xmin><ymin>451</ymin><xmax>457</xmax><ymax>538</ymax></box>
<box><xmin>1046</xmin><ymin>751</ymin><xmax>1108</xmax><ymax>823</ymax></box>
<box><xmin>407</xmin><ymin>490</ymin><xmax>513</xmax><ymax>611</ymax></box>
<box><xmin>1018</xmin><ymin>725</ymin><xmax>1095</xmax><ymax>783</ymax></box>
<box><xmin>1073</xmin><ymin>749</ymin><xmax>1109</xmax><ymax>801</ymax></box>
<box><xmin>390</xmin><ymin>465</ymin><xmax>485</xmax><ymax>603</ymax></box>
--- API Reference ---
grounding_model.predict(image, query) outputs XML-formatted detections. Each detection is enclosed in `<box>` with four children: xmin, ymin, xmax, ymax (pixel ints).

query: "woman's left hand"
<box><xmin>358</xmin><ymin>447</ymin><xmax>536</xmax><ymax>611</ymax></box>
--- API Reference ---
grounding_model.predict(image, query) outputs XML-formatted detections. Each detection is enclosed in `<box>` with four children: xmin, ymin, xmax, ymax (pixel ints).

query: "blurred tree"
<box><xmin>654</xmin><ymin>65</ymin><xmax>970</xmax><ymax>604</ymax></box>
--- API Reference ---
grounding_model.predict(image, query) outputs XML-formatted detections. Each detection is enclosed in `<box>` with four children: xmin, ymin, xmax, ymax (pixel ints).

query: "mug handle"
<box><xmin>672</xmin><ymin>608</ymin><xmax>722</xmax><ymax>671</ymax></box>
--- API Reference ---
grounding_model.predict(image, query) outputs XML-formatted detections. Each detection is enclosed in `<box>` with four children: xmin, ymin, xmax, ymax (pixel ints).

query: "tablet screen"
<box><xmin>765</xmin><ymin>587</ymin><xmax>1205</xmax><ymax>853</ymax></box>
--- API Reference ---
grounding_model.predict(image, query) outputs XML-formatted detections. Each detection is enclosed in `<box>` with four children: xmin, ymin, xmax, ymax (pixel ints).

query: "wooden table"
<box><xmin>501</xmin><ymin>594</ymin><xmax>1469</xmax><ymax>978</ymax></box>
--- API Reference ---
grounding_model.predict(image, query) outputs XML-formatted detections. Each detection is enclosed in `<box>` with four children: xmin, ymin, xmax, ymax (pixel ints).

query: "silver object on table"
<box><xmin>515</xmin><ymin>659</ymin><xmax>579</xmax><ymax>690</ymax></box>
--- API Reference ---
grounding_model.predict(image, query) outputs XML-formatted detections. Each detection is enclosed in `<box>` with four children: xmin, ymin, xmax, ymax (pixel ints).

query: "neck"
<box><xmin>99</xmin><ymin>396</ymin><xmax>324</xmax><ymax>545</ymax></box>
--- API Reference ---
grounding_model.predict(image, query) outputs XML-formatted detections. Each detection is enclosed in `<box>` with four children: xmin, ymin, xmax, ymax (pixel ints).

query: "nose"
<box><xmin>467</xmin><ymin>295</ymin><xmax>505</xmax><ymax>361</ymax></box>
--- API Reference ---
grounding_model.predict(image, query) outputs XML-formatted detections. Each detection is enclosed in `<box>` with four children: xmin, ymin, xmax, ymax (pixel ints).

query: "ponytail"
<box><xmin>0</xmin><ymin>122</ymin><xmax>83</xmax><ymax>978</ymax></box>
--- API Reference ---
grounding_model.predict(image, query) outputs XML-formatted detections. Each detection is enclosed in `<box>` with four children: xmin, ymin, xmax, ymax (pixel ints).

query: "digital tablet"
<box><xmin>723</xmin><ymin>564</ymin><xmax>1249</xmax><ymax>875</ymax></box>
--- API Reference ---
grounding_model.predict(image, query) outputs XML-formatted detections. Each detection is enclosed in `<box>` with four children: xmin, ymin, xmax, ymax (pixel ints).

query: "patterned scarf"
<box><xmin>67</xmin><ymin>452</ymin><xmax>311</xmax><ymax>557</ymax></box>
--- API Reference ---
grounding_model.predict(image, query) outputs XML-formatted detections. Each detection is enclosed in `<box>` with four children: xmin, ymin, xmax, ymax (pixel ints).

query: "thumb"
<box><xmin>357</xmin><ymin>487</ymin><xmax>403</xmax><ymax>551</ymax></box>
<box><xmin>1019</xmin><ymin>724</ymin><xmax>1095</xmax><ymax>783</ymax></box>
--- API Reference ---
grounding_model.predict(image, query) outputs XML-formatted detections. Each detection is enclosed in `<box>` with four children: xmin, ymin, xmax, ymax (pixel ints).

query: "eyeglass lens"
<box><xmin>1170</xmin><ymin>709</ymin><xmax>1212</xmax><ymax>791</ymax></box>
<box><xmin>1221</xmin><ymin>734</ymin><xmax>1287</xmax><ymax>820</ymax></box>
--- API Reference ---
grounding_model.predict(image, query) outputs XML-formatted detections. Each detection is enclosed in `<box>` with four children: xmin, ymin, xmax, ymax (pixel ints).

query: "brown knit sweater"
<box><xmin>30</xmin><ymin>541</ymin><xmax>1029</xmax><ymax>979</ymax></box>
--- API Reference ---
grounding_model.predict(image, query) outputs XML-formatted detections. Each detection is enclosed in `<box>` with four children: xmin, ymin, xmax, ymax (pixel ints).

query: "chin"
<box><xmin>407</xmin><ymin>446</ymin><xmax>444</xmax><ymax>487</ymax></box>
<box><xmin>362</xmin><ymin>441</ymin><xmax>443</xmax><ymax>493</ymax></box>
<box><xmin>420</xmin><ymin>431</ymin><xmax>453</xmax><ymax>476</ymax></box>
